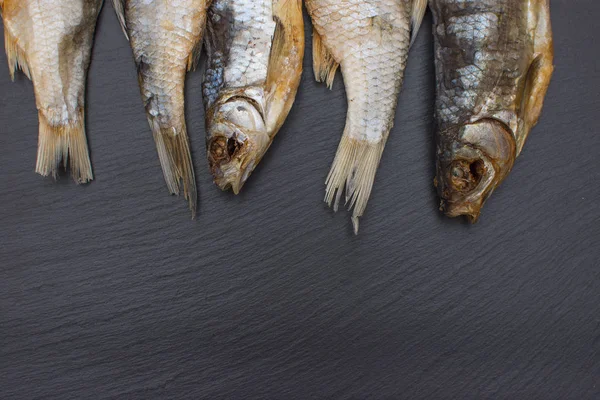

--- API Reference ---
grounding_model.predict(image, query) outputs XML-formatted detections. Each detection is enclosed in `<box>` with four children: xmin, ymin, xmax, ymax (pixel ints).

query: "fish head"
<box><xmin>207</xmin><ymin>96</ymin><xmax>271</xmax><ymax>194</ymax></box>
<box><xmin>436</xmin><ymin>119</ymin><xmax>517</xmax><ymax>222</ymax></box>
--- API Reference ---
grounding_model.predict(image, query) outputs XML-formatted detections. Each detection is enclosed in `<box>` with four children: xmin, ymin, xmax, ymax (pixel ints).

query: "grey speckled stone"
<box><xmin>1</xmin><ymin>1</ymin><xmax>599</xmax><ymax>399</ymax></box>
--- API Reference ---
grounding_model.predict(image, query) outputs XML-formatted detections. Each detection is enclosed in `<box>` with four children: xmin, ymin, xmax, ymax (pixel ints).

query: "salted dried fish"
<box><xmin>431</xmin><ymin>0</ymin><xmax>554</xmax><ymax>221</ymax></box>
<box><xmin>113</xmin><ymin>0</ymin><xmax>212</xmax><ymax>216</ymax></box>
<box><xmin>305</xmin><ymin>0</ymin><xmax>427</xmax><ymax>234</ymax></box>
<box><xmin>203</xmin><ymin>0</ymin><xmax>304</xmax><ymax>194</ymax></box>
<box><xmin>1</xmin><ymin>0</ymin><xmax>103</xmax><ymax>183</ymax></box>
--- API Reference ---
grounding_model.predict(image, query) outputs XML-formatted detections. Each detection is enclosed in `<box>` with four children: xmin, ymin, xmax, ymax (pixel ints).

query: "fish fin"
<box><xmin>517</xmin><ymin>0</ymin><xmax>554</xmax><ymax>155</ymax></box>
<box><xmin>410</xmin><ymin>0</ymin><xmax>427</xmax><ymax>46</ymax></box>
<box><xmin>112</xmin><ymin>0</ymin><xmax>129</xmax><ymax>40</ymax></box>
<box><xmin>312</xmin><ymin>27</ymin><xmax>338</xmax><ymax>89</ymax></box>
<box><xmin>265</xmin><ymin>0</ymin><xmax>304</xmax><ymax>131</ymax></box>
<box><xmin>148</xmin><ymin>118</ymin><xmax>197</xmax><ymax>217</ymax></box>
<box><xmin>268</xmin><ymin>0</ymin><xmax>304</xmax><ymax>84</ymax></box>
<box><xmin>325</xmin><ymin>135</ymin><xmax>385</xmax><ymax>235</ymax></box>
<box><xmin>3</xmin><ymin>24</ymin><xmax>31</xmax><ymax>81</ymax></box>
<box><xmin>36</xmin><ymin>109</ymin><xmax>93</xmax><ymax>184</ymax></box>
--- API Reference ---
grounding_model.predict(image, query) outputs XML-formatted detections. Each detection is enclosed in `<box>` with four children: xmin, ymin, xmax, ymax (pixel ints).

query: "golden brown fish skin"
<box><xmin>1</xmin><ymin>0</ymin><xmax>103</xmax><ymax>183</ymax></box>
<box><xmin>431</xmin><ymin>0</ymin><xmax>554</xmax><ymax>221</ymax></box>
<box><xmin>203</xmin><ymin>0</ymin><xmax>304</xmax><ymax>194</ymax></box>
<box><xmin>113</xmin><ymin>0</ymin><xmax>212</xmax><ymax>216</ymax></box>
<box><xmin>305</xmin><ymin>0</ymin><xmax>426</xmax><ymax>234</ymax></box>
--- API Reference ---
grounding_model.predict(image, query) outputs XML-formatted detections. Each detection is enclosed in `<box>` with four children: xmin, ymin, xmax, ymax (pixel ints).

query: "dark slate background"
<box><xmin>1</xmin><ymin>1</ymin><xmax>598</xmax><ymax>399</ymax></box>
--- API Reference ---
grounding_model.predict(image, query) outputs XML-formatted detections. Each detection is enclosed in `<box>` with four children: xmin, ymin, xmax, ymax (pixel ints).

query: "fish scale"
<box><xmin>433</xmin><ymin>0</ymin><xmax>526</xmax><ymax>132</ymax></box>
<box><xmin>124</xmin><ymin>3</ymin><xmax>203</xmax><ymax>127</ymax></box>
<box><xmin>203</xmin><ymin>0</ymin><xmax>276</xmax><ymax>108</ymax></box>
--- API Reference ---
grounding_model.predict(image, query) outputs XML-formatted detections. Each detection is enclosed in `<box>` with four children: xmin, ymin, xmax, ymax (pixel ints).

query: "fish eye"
<box><xmin>448</xmin><ymin>158</ymin><xmax>487</xmax><ymax>193</ymax></box>
<box><xmin>452</xmin><ymin>166</ymin><xmax>464</xmax><ymax>178</ymax></box>
<box><xmin>449</xmin><ymin>160</ymin><xmax>474</xmax><ymax>192</ymax></box>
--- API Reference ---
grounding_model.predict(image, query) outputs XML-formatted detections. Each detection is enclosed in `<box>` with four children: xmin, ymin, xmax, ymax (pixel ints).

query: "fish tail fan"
<box><xmin>36</xmin><ymin>109</ymin><xmax>93</xmax><ymax>184</ymax></box>
<box><xmin>3</xmin><ymin>25</ymin><xmax>31</xmax><ymax>80</ymax></box>
<box><xmin>148</xmin><ymin>117</ymin><xmax>197</xmax><ymax>217</ymax></box>
<box><xmin>312</xmin><ymin>28</ymin><xmax>338</xmax><ymax>89</ymax></box>
<box><xmin>325</xmin><ymin>133</ymin><xmax>385</xmax><ymax>235</ymax></box>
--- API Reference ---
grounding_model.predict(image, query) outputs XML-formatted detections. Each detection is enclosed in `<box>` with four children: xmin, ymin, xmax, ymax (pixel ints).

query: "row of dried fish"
<box><xmin>1</xmin><ymin>0</ymin><xmax>553</xmax><ymax>233</ymax></box>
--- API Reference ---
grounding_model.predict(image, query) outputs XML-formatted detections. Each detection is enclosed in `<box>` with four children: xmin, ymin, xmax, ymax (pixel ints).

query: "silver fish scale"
<box><xmin>203</xmin><ymin>0</ymin><xmax>276</xmax><ymax>108</ymax></box>
<box><xmin>125</xmin><ymin>0</ymin><xmax>208</xmax><ymax>129</ymax></box>
<box><xmin>305</xmin><ymin>0</ymin><xmax>412</xmax><ymax>143</ymax></box>
<box><xmin>431</xmin><ymin>0</ymin><xmax>528</xmax><ymax>133</ymax></box>
<box><xmin>4</xmin><ymin>0</ymin><xmax>102</xmax><ymax>125</ymax></box>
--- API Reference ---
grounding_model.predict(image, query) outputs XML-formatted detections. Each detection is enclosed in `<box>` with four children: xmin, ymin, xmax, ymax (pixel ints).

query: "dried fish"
<box><xmin>113</xmin><ymin>0</ymin><xmax>212</xmax><ymax>216</ymax></box>
<box><xmin>431</xmin><ymin>0</ymin><xmax>554</xmax><ymax>221</ymax></box>
<box><xmin>305</xmin><ymin>0</ymin><xmax>427</xmax><ymax>233</ymax></box>
<box><xmin>203</xmin><ymin>0</ymin><xmax>304</xmax><ymax>194</ymax></box>
<box><xmin>1</xmin><ymin>0</ymin><xmax>103</xmax><ymax>183</ymax></box>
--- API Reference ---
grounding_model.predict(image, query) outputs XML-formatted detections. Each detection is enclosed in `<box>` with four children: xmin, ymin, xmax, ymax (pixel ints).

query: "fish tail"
<box><xmin>325</xmin><ymin>134</ymin><xmax>385</xmax><ymax>235</ymax></box>
<box><xmin>312</xmin><ymin>28</ymin><xmax>338</xmax><ymax>89</ymax></box>
<box><xmin>36</xmin><ymin>109</ymin><xmax>93</xmax><ymax>184</ymax></box>
<box><xmin>148</xmin><ymin>117</ymin><xmax>197</xmax><ymax>217</ymax></box>
<box><xmin>3</xmin><ymin>24</ymin><xmax>31</xmax><ymax>80</ymax></box>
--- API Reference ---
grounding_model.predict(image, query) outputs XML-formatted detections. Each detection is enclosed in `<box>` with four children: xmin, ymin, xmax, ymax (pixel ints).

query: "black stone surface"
<box><xmin>1</xmin><ymin>1</ymin><xmax>598</xmax><ymax>399</ymax></box>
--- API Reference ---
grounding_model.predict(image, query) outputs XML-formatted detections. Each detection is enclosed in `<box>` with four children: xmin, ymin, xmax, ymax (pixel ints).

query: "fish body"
<box><xmin>113</xmin><ymin>0</ymin><xmax>212</xmax><ymax>215</ymax></box>
<box><xmin>305</xmin><ymin>0</ymin><xmax>426</xmax><ymax>233</ymax></box>
<box><xmin>430</xmin><ymin>0</ymin><xmax>554</xmax><ymax>221</ymax></box>
<box><xmin>1</xmin><ymin>0</ymin><xmax>103</xmax><ymax>183</ymax></box>
<box><xmin>203</xmin><ymin>0</ymin><xmax>304</xmax><ymax>194</ymax></box>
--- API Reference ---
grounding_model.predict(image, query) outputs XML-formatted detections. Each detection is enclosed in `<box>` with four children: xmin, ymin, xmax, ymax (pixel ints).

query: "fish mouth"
<box><xmin>436</xmin><ymin>119</ymin><xmax>517</xmax><ymax>222</ymax></box>
<box><xmin>208</xmin><ymin>131</ymin><xmax>256</xmax><ymax>194</ymax></box>
<box><xmin>207</xmin><ymin>98</ymin><xmax>270</xmax><ymax>194</ymax></box>
<box><xmin>438</xmin><ymin>150</ymin><xmax>494</xmax><ymax>222</ymax></box>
